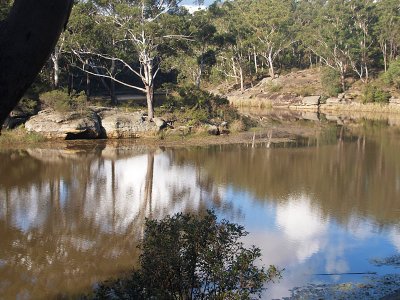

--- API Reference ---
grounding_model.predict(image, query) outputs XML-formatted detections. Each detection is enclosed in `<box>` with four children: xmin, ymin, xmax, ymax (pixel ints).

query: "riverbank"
<box><xmin>3</xmin><ymin>104</ymin><xmax>400</xmax><ymax>150</ymax></box>
<box><xmin>220</xmin><ymin>68</ymin><xmax>400</xmax><ymax>115</ymax></box>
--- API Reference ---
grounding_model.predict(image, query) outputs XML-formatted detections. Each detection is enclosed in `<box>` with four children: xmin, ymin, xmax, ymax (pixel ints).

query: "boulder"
<box><xmin>153</xmin><ymin>117</ymin><xmax>167</xmax><ymax>130</ymax></box>
<box><xmin>25</xmin><ymin>109</ymin><xmax>102</xmax><ymax>139</ymax></box>
<box><xmin>302</xmin><ymin>96</ymin><xmax>321</xmax><ymax>106</ymax></box>
<box><xmin>98</xmin><ymin>109</ymin><xmax>158</xmax><ymax>138</ymax></box>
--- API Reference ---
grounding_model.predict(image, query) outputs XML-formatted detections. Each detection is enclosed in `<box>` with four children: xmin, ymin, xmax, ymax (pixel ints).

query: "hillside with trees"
<box><xmin>1</xmin><ymin>0</ymin><xmax>399</xmax><ymax>133</ymax></box>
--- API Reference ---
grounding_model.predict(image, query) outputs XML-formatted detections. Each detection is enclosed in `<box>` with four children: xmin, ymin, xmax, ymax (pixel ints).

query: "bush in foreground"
<box><xmin>91</xmin><ymin>211</ymin><xmax>281</xmax><ymax>299</ymax></box>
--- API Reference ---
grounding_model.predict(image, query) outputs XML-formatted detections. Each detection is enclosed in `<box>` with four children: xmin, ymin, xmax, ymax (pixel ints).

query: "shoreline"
<box><xmin>3</xmin><ymin>104</ymin><xmax>400</xmax><ymax>150</ymax></box>
<box><xmin>0</xmin><ymin>116</ymin><xmax>336</xmax><ymax>150</ymax></box>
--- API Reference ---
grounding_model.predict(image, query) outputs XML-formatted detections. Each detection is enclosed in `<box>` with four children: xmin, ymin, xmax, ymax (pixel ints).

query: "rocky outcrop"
<box><xmin>98</xmin><ymin>109</ymin><xmax>158</xmax><ymax>138</ymax></box>
<box><xmin>25</xmin><ymin>109</ymin><xmax>102</xmax><ymax>139</ymax></box>
<box><xmin>207</xmin><ymin>125</ymin><xmax>220</xmax><ymax>135</ymax></box>
<box><xmin>302</xmin><ymin>96</ymin><xmax>321</xmax><ymax>106</ymax></box>
<box><xmin>24</xmin><ymin>108</ymin><xmax>162</xmax><ymax>140</ymax></box>
<box><xmin>152</xmin><ymin>117</ymin><xmax>167</xmax><ymax>130</ymax></box>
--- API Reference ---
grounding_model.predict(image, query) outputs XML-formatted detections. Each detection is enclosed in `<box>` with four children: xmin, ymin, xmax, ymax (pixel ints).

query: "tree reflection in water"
<box><xmin>0</xmin><ymin>127</ymin><xmax>400</xmax><ymax>298</ymax></box>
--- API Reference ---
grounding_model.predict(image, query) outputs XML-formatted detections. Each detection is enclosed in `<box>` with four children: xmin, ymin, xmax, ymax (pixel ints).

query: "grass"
<box><xmin>0</xmin><ymin>126</ymin><xmax>46</xmax><ymax>146</ymax></box>
<box><xmin>266</xmin><ymin>82</ymin><xmax>283</xmax><ymax>93</ymax></box>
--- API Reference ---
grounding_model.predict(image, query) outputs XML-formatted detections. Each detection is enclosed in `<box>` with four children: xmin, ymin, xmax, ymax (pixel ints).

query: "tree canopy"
<box><xmin>3</xmin><ymin>0</ymin><xmax>400</xmax><ymax>123</ymax></box>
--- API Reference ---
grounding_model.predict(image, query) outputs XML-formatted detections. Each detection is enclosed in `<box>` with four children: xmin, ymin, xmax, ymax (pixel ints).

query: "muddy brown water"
<box><xmin>1</xmin><ymin>124</ymin><xmax>400</xmax><ymax>299</ymax></box>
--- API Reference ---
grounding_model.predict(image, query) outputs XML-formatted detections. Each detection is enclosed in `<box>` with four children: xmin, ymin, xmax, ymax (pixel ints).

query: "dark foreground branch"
<box><xmin>0</xmin><ymin>0</ymin><xmax>73</xmax><ymax>128</ymax></box>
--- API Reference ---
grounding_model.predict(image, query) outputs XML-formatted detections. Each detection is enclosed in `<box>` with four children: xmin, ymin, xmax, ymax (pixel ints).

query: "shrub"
<box><xmin>183</xmin><ymin>108</ymin><xmax>210</xmax><ymax>126</ymax></box>
<box><xmin>230</xmin><ymin>119</ymin><xmax>246</xmax><ymax>132</ymax></box>
<box><xmin>92</xmin><ymin>211</ymin><xmax>280</xmax><ymax>299</ymax></box>
<box><xmin>321</xmin><ymin>67</ymin><xmax>342</xmax><ymax>97</ymax></box>
<box><xmin>39</xmin><ymin>90</ymin><xmax>88</xmax><ymax>112</ymax></box>
<box><xmin>165</xmin><ymin>85</ymin><xmax>240</xmax><ymax>126</ymax></box>
<box><xmin>17</xmin><ymin>98</ymin><xmax>38</xmax><ymax>115</ymax></box>
<box><xmin>383</xmin><ymin>60</ymin><xmax>400</xmax><ymax>90</ymax></box>
<box><xmin>362</xmin><ymin>84</ymin><xmax>391</xmax><ymax>104</ymax></box>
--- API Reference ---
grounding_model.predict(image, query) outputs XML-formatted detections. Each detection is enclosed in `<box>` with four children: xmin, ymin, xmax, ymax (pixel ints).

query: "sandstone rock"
<box><xmin>25</xmin><ymin>109</ymin><xmax>102</xmax><ymax>139</ymax></box>
<box><xmin>325</xmin><ymin>115</ymin><xmax>339</xmax><ymax>122</ymax></box>
<box><xmin>302</xmin><ymin>95</ymin><xmax>321</xmax><ymax>106</ymax></box>
<box><xmin>389</xmin><ymin>97</ymin><xmax>400</xmax><ymax>105</ymax></box>
<box><xmin>326</xmin><ymin>97</ymin><xmax>341</xmax><ymax>104</ymax></box>
<box><xmin>338</xmin><ymin>93</ymin><xmax>345</xmax><ymax>99</ymax></box>
<box><xmin>153</xmin><ymin>117</ymin><xmax>167</xmax><ymax>130</ymax></box>
<box><xmin>98</xmin><ymin>109</ymin><xmax>158</xmax><ymax>138</ymax></box>
<box><xmin>302</xmin><ymin>112</ymin><xmax>320</xmax><ymax>121</ymax></box>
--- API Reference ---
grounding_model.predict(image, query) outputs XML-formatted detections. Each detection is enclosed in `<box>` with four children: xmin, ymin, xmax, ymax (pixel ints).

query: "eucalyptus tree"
<box><xmin>184</xmin><ymin>9</ymin><xmax>220</xmax><ymax>88</ymax></box>
<box><xmin>213</xmin><ymin>0</ymin><xmax>252</xmax><ymax>92</ymax></box>
<box><xmin>347</xmin><ymin>0</ymin><xmax>378</xmax><ymax>82</ymax></box>
<box><xmin>375</xmin><ymin>0</ymin><xmax>400</xmax><ymax>72</ymax></box>
<box><xmin>69</xmin><ymin>0</ymin><xmax>201</xmax><ymax>119</ymax></box>
<box><xmin>303</xmin><ymin>0</ymin><xmax>354</xmax><ymax>91</ymax></box>
<box><xmin>245</xmin><ymin>0</ymin><xmax>295</xmax><ymax>78</ymax></box>
<box><xmin>66</xmin><ymin>0</ymin><xmax>129</xmax><ymax>103</ymax></box>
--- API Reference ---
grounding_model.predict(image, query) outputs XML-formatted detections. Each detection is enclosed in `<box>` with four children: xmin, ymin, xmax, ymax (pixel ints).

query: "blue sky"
<box><xmin>181</xmin><ymin>0</ymin><xmax>216</xmax><ymax>6</ymax></box>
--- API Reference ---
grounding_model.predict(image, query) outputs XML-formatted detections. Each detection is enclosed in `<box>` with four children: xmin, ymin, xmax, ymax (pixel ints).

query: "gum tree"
<box><xmin>70</xmin><ymin>0</ymin><xmax>201</xmax><ymax>120</ymax></box>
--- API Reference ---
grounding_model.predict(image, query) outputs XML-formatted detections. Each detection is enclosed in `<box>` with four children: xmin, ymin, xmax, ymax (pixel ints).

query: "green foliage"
<box><xmin>321</xmin><ymin>68</ymin><xmax>342</xmax><ymax>97</ymax></box>
<box><xmin>17</xmin><ymin>98</ymin><xmax>38</xmax><ymax>115</ymax></box>
<box><xmin>0</xmin><ymin>0</ymin><xmax>12</xmax><ymax>20</ymax></box>
<box><xmin>39</xmin><ymin>90</ymin><xmax>88</xmax><ymax>112</ymax></box>
<box><xmin>164</xmin><ymin>85</ymin><xmax>240</xmax><ymax>126</ymax></box>
<box><xmin>383</xmin><ymin>60</ymin><xmax>400</xmax><ymax>90</ymax></box>
<box><xmin>362</xmin><ymin>84</ymin><xmax>391</xmax><ymax>104</ymax></box>
<box><xmin>92</xmin><ymin>211</ymin><xmax>280</xmax><ymax>299</ymax></box>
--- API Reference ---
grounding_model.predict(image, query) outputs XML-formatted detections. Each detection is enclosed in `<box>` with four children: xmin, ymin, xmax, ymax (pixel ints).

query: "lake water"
<box><xmin>1</xmin><ymin>125</ymin><xmax>400</xmax><ymax>299</ymax></box>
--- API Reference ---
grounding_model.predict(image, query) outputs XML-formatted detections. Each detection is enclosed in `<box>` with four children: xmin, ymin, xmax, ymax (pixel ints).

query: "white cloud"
<box><xmin>276</xmin><ymin>194</ymin><xmax>329</xmax><ymax>262</ymax></box>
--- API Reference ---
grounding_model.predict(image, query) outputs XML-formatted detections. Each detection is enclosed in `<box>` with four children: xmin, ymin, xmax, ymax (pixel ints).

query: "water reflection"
<box><xmin>1</xmin><ymin>129</ymin><xmax>400</xmax><ymax>299</ymax></box>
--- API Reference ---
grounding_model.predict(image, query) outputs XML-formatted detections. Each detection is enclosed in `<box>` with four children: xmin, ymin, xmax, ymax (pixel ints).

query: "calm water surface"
<box><xmin>1</xmin><ymin>127</ymin><xmax>400</xmax><ymax>299</ymax></box>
